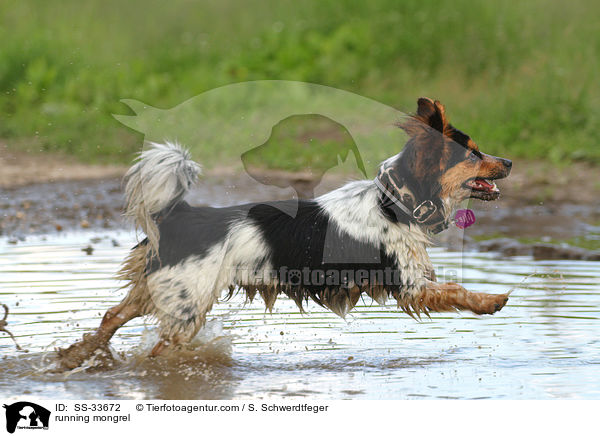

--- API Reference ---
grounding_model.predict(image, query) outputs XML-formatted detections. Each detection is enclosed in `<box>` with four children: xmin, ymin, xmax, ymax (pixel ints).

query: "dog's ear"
<box><xmin>398</xmin><ymin>97</ymin><xmax>450</xmax><ymax>137</ymax></box>
<box><xmin>415</xmin><ymin>97</ymin><xmax>449</xmax><ymax>133</ymax></box>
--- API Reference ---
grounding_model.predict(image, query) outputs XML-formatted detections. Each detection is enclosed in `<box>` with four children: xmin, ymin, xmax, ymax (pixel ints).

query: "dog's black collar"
<box><xmin>374</xmin><ymin>165</ymin><xmax>449</xmax><ymax>234</ymax></box>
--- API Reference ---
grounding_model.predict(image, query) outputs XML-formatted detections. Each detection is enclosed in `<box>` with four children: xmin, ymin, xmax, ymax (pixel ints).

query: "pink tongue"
<box><xmin>475</xmin><ymin>178</ymin><xmax>493</xmax><ymax>189</ymax></box>
<box><xmin>454</xmin><ymin>209</ymin><xmax>476</xmax><ymax>229</ymax></box>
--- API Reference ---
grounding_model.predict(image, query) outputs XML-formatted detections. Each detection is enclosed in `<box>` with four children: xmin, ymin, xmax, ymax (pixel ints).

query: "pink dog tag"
<box><xmin>454</xmin><ymin>209</ymin><xmax>476</xmax><ymax>229</ymax></box>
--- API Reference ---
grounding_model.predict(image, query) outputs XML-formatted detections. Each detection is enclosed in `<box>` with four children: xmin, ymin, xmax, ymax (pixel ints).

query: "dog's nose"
<box><xmin>502</xmin><ymin>158</ymin><xmax>512</xmax><ymax>169</ymax></box>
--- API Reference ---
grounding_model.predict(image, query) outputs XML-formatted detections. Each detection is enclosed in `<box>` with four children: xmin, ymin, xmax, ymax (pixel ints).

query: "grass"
<box><xmin>241</xmin><ymin>115</ymin><xmax>361</xmax><ymax>175</ymax></box>
<box><xmin>1</xmin><ymin>0</ymin><xmax>599</xmax><ymax>168</ymax></box>
<box><xmin>472</xmin><ymin>233</ymin><xmax>600</xmax><ymax>251</ymax></box>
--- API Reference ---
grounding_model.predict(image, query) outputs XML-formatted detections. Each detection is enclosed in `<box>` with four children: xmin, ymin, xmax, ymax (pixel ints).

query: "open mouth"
<box><xmin>464</xmin><ymin>177</ymin><xmax>501</xmax><ymax>200</ymax></box>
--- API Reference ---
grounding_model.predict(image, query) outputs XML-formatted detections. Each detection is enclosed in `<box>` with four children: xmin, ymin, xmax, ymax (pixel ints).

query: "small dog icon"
<box><xmin>3</xmin><ymin>402</ymin><xmax>51</xmax><ymax>434</ymax></box>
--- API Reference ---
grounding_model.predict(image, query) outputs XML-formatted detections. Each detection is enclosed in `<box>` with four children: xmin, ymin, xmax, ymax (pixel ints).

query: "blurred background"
<box><xmin>1</xmin><ymin>1</ymin><xmax>599</xmax><ymax>401</ymax></box>
<box><xmin>1</xmin><ymin>0</ymin><xmax>599</xmax><ymax>246</ymax></box>
<box><xmin>1</xmin><ymin>0</ymin><xmax>598</xmax><ymax>163</ymax></box>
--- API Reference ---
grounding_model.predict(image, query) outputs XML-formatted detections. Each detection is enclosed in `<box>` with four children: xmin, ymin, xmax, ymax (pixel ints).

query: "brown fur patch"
<box><xmin>467</xmin><ymin>138</ymin><xmax>480</xmax><ymax>152</ymax></box>
<box><xmin>439</xmin><ymin>161</ymin><xmax>476</xmax><ymax>198</ymax></box>
<box><xmin>418</xmin><ymin>282</ymin><xmax>510</xmax><ymax>315</ymax></box>
<box><xmin>439</xmin><ymin>153</ymin><xmax>509</xmax><ymax>200</ymax></box>
<box><xmin>230</xmin><ymin>279</ymin><xmax>507</xmax><ymax>320</ymax></box>
<box><xmin>54</xmin><ymin>243</ymin><xmax>153</xmax><ymax>371</ymax></box>
<box><xmin>478</xmin><ymin>153</ymin><xmax>509</xmax><ymax>179</ymax></box>
<box><xmin>116</xmin><ymin>242</ymin><xmax>155</xmax><ymax>316</ymax></box>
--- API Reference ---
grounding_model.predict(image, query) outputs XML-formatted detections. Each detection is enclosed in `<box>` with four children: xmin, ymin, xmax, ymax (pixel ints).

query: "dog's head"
<box><xmin>378</xmin><ymin>97</ymin><xmax>512</xmax><ymax>227</ymax></box>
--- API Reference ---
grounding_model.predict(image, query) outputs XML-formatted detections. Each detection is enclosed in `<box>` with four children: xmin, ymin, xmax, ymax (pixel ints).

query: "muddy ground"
<box><xmin>1</xmin><ymin>150</ymin><xmax>599</xmax><ymax>258</ymax></box>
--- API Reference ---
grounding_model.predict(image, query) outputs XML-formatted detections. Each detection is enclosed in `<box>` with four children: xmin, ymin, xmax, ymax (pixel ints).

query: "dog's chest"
<box><xmin>382</xmin><ymin>225</ymin><xmax>433</xmax><ymax>286</ymax></box>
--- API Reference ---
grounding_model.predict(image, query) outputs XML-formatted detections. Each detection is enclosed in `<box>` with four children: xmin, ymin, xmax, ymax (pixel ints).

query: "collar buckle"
<box><xmin>412</xmin><ymin>200</ymin><xmax>437</xmax><ymax>223</ymax></box>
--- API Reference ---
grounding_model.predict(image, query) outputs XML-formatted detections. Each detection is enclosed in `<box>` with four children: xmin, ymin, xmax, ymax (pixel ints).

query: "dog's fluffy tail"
<box><xmin>123</xmin><ymin>141</ymin><xmax>201</xmax><ymax>254</ymax></box>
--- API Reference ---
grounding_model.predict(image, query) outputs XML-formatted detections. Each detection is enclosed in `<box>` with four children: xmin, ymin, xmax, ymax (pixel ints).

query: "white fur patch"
<box><xmin>123</xmin><ymin>141</ymin><xmax>201</xmax><ymax>254</ymax></box>
<box><xmin>146</xmin><ymin>220</ymin><xmax>272</xmax><ymax>336</ymax></box>
<box><xmin>317</xmin><ymin>180</ymin><xmax>433</xmax><ymax>296</ymax></box>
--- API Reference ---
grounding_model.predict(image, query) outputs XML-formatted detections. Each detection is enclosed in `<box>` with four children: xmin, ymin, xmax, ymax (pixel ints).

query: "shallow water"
<box><xmin>0</xmin><ymin>231</ymin><xmax>599</xmax><ymax>400</ymax></box>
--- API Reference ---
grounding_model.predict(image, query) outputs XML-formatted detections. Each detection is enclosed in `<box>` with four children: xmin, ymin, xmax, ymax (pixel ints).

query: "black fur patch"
<box><xmin>246</xmin><ymin>200</ymin><xmax>402</xmax><ymax>308</ymax></box>
<box><xmin>148</xmin><ymin>201</ymin><xmax>244</xmax><ymax>273</ymax></box>
<box><xmin>147</xmin><ymin>199</ymin><xmax>407</xmax><ymax>314</ymax></box>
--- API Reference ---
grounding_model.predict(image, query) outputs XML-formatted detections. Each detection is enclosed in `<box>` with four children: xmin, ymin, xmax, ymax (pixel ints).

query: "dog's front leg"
<box><xmin>418</xmin><ymin>281</ymin><xmax>509</xmax><ymax>315</ymax></box>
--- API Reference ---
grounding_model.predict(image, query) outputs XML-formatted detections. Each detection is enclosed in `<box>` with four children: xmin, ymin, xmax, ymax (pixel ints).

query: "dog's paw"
<box><xmin>478</xmin><ymin>293</ymin><xmax>509</xmax><ymax>315</ymax></box>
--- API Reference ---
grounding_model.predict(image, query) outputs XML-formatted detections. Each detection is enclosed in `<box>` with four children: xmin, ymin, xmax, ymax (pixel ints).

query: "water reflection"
<box><xmin>0</xmin><ymin>232</ymin><xmax>598</xmax><ymax>399</ymax></box>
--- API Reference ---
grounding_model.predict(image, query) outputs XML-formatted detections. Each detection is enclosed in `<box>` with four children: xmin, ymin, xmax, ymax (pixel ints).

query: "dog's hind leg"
<box><xmin>148</xmin><ymin>326</ymin><xmax>202</xmax><ymax>357</ymax></box>
<box><xmin>410</xmin><ymin>281</ymin><xmax>509</xmax><ymax>316</ymax></box>
<box><xmin>55</xmin><ymin>242</ymin><xmax>152</xmax><ymax>370</ymax></box>
<box><xmin>144</xmin><ymin>260</ymin><xmax>225</xmax><ymax>357</ymax></box>
<box><xmin>147</xmin><ymin>297</ymin><xmax>212</xmax><ymax>358</ymax></box>
<box><xmin>55</xmin><ymin>300</ymin><xmax>142</xmax><ymax>370</ymax></box>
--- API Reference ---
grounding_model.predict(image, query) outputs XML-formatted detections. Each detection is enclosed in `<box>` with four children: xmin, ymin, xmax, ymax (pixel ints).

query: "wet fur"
<box><xmin>57</xmin><ymin>99</ymin><xmax>512</xmax><ymax>369</ymax></box>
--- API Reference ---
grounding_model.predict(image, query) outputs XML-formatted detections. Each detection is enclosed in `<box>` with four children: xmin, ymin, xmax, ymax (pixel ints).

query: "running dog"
<box><xmin>57</xmin><ymin>97</ymin><xmax>512</xmax><ymax>369</ymax></box>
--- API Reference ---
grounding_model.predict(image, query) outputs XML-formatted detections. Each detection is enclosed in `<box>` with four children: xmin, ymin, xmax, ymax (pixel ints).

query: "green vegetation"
<box><xmin>472</xmin><ymin>233</ymin><xmax>600</xmax><ymax>252</ymax></box>
<box><xmin>241</xmin><ymin>115</ymin><xmax>360</xmax><ymax>175</ymax></box>
<box><xmin>1</xmin><ymin>0</ymin><xmax>599</xmax><ymax>167</ymax></box>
